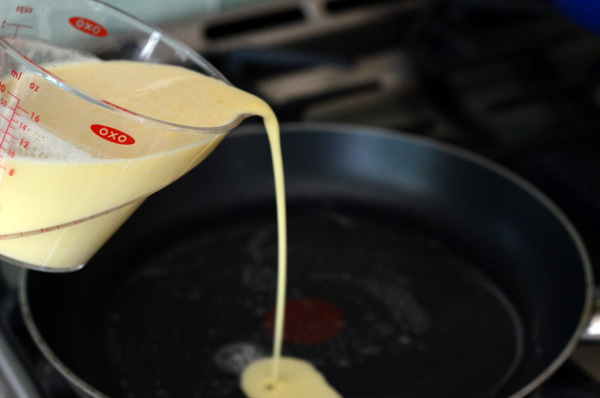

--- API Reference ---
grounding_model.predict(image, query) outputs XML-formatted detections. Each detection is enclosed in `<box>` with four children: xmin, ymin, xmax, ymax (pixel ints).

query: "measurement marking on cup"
<box><xmin>0</xmin><ymin>90</ymin><xmax>28</xmax><ymax>179</ymax></box>
<box><xmin>0</xmin><ymin>199</ymin><xmax>137</xmax><ymax>239</ymax></box>
<box><xmin>0</xmin><ymin>21</ymin><xmax>33</xmax><ymax>39</ymax></box>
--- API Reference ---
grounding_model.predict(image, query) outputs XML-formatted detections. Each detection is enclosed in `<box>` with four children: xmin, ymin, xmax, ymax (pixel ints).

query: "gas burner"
<box><xmin>167</xmin><ymin>0</ymin><xmax>600</xmax><ymax>156</ymax></box>
<box><xmin>410</xmin><ymin>0</ymin><xmax>600</xmax><ymax>157</ymax></box>
<box><xmin>171</xmin><ymin>0</ymin><xmax>437</xmax><ymax>132</ymax></box>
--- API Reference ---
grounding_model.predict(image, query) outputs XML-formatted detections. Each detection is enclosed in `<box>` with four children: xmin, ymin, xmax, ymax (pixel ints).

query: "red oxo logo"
<box><xmin>69</xmin><ymin>17</ymin><xmax>108</xmax><ymax>37</ymax></box>
<box><xmin>91</xmin><ymin>124</ymin><xmax>135</xmax><ymax>145</ymax></box>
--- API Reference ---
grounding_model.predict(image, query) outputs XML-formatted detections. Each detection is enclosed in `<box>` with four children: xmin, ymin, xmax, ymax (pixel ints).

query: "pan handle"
<box><xmin>580</xmin><ymin>288</ymin><xmax>600</xmax><ymax>342</ymax></box>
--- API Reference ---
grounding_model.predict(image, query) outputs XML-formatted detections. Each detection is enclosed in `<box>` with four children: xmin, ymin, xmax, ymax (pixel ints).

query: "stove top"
<box><xmin>2</xmin><ymin>0</ymin><xmax>600</xmax><ymax>396</ymax></box>
<box><xmin>193</xmin><ymin>0</ymin><xmax>600</xmax><ymax>274</ymax></box>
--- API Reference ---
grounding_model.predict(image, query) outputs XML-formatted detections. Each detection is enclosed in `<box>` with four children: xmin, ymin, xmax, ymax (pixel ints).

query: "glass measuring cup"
<box><xmin>0</xmin><ymin>0</ymin><xmax>247</xmax><ymax>271</ymax></box>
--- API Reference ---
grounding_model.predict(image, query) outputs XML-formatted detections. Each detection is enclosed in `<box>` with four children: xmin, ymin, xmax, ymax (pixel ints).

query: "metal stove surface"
<box><xmin>1</xmin><ymin>0</ymin><xmax>600</xmax><ymax>396</ymax></box>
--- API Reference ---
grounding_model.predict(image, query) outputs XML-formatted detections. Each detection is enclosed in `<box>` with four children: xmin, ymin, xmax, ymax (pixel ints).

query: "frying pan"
<box><xmin>20</xmin><ymin>123</ymin><xmax>593</xmax><ymax>397</ymax></box>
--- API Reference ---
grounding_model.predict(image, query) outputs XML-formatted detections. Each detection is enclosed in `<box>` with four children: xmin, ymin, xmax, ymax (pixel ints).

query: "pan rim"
<box><xmin>19</xmin><ymin>122</ymin><xmax>594</xmax><ymax>398</ymax></box>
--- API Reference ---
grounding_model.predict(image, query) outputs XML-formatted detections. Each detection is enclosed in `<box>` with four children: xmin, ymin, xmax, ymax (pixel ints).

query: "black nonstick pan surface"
<box><xmin>20</xmin><ymin>123</ymin><xmax>592</xmax><ymax>397</ymax></box>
